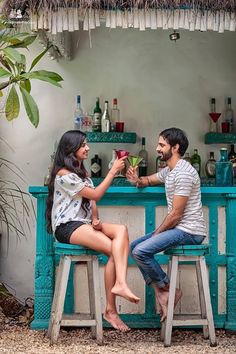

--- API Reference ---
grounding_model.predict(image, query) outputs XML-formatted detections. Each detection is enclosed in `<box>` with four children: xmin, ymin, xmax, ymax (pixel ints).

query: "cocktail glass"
<box><xmin>115</xmin><ymin>150</ymin><xmax>129</xmax><ymax>159</ymax></box>
<box><xmin>209</xmin><ymin>112</ymin><xmax>221</xmax><ymax>133</ymax></box>
<box><xmin>127</xmin><ymin>155</ymin><xmax>143</xmax><ymax>168</ymax></box>
<box><xmin>115</xmin><ymin>150</ymin><xmax>129</xmax><ymax>177</ymax></box>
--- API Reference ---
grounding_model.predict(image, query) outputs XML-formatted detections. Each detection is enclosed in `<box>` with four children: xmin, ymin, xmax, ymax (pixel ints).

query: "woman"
<box><xmin>46</xmin><ymin>130</ymin><xmax>140</xmax><ymax>332</ymax></box>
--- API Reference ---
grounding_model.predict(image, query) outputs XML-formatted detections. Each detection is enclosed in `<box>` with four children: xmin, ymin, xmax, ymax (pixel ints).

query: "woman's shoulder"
<box><xmin>57</xmin><ymin>168</ymin><xmax>72</xmax><ymax>176</ymax></box>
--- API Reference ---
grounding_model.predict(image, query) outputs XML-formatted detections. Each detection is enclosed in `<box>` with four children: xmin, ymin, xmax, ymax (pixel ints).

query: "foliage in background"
<box><xmin>0</xmin><ymin>156</ymin><xmax>35</xmax><ymax>247</ymax></box>
<box><xmin>0</xmin><ymin>18</ymin><xmax>63</xmax><ymax>127</ymax></box>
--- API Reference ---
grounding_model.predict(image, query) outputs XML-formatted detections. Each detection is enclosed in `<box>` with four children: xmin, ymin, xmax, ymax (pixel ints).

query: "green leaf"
<box><xmin>8</xmin><ymin>35</ymin><xmax>37</xmax><ymax>48</ymax></box>
<box><xmin>29</xmin><ymin>46</ymin><xmax>51</xmax><ymax>71</ymax></box>
<box><xmin>20</xmin><ymin>86</ymin><xmax>39</xmax><ymax>128</ymax></box>
<box><xmin>0</xmin><ymin>67</ymin><xmax>11</xmax><ymax>78</ymax></box>
<box><xmin>2</xmin><ymin>47</ymin><xmax>23</xmax><ymax>63</ymax></box>
<box><xmin>5</xmin><ymin>86</ymin><xmax>20</xmax><ymax>121</ymax></box>
<box><xmin>0</xmin><ymin>90</ymin><xmax>3</xmax><ymax>97</ymax></box>
<box><xmin>20</xmin><ymin>79</ymin><xmax>31</xmax><ymax>93</ymax></box>
<box><xmin>28</xmin><ymin>70</ymin><xmax>63</xmax><ymax>82</ymax></box>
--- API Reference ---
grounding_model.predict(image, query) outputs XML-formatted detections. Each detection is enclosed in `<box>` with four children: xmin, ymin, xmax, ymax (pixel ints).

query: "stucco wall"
<box><xmin>1</xmin><ymin>26</ymin><xmax>236</xmax><ymax>301</ymax></box>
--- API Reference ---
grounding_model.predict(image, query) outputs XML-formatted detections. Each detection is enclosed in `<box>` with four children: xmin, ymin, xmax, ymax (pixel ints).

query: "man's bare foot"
<box><xmin>111</xmin><ymin>285</ymin><xmax>140</xmax><ymax>304</ymax></box>
<box><xmin>157</xmin><ymin>288</ymin><xmax>182</xmax><ymax>322</ymax></box>
<box><xmin>103</xmin><ymin>311</ymin><xmax>130</xmax><ymax>332</ymax></box>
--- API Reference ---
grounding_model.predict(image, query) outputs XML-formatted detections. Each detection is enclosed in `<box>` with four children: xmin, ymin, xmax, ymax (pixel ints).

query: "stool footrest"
<box><xmin>173</xmin><ymin>318</ymin><xmax>208</xmax><ymax>326</ymax></box>
<box><xmin>61</xmin><ymin>314</ymin><xmax>96</xmax><ymax>327</ymax></box>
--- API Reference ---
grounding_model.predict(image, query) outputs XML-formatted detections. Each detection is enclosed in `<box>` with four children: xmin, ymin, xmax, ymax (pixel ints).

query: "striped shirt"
<box><xmin>157</xmin><ymin>159</ymin><xmax>207</xmax><ymax>236</ymax></box>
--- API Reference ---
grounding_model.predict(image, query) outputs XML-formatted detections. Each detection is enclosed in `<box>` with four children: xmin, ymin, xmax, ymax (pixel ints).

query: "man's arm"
<box><xmin>154</xmin><ymin>195</ymin><xmax>189</xmax><ymax>235</ymax></box>
<box><xmin>126</xmin><ymin>166</ymin><xmax>162</xmax><ymax>186</ymax></box>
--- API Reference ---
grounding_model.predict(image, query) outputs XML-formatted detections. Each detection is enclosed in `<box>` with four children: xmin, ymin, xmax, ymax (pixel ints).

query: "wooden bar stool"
<box><xmin>48</xmin><ymin>242</ymin><xmax>103</xmax><ymax>345</ymax></box>
<box><xmin>161</xmin><ymin>244</ymin><xmax>217</xmax><ymax>347</ymax></box>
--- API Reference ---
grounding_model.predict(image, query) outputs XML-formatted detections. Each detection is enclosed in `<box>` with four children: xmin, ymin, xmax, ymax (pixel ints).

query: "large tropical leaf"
<box><xmin>5</xmin><ymin>86</ymin><xmax>20</xmax><ymax>121</ymax></box>
<box><xmin>27</xmin><ymin>70</ymin><xmax>63</xmax><ymax>82</ymax></box>
<box><xmin>29</xmin><ymin>46</ymin><xmax>51</xmax><ymax>71</ymax></box>
<box><xmin>20</xmin><ymin>79</ymin><xmax>31</xmax><ymax>93</ymax></box>
<box><xmin>0</xmin><ymin>67</ymin><xmax>11</xmax><ymax>78</ymax></box>
<box><xmin>8</xmin><ymin>35</ymin><xmax>37</xmax><ymax>48</ymax></box>
<box><xmin>20</xmin><ymin>86</ymin><xmax>39</xmax><ymax>127</ymax></box>
<box><xmin>2</xmin><ymin>47</ymin><xmax>23</xmax><ymax>63</ymax></box>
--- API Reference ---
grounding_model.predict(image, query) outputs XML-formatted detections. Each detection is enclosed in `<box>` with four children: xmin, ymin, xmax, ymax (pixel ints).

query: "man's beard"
<box><xmin>159</xmin><ymin>148</ymin><xmax>172</xmax><ymax>162</ymax></box>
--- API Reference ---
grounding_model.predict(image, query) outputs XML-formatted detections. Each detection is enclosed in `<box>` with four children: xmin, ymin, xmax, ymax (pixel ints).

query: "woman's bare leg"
<box><xmin>100</xmin><ymin>223</ymin><xmax>140</xmax><ymax>303</ymax></box>
<box><xmin>103</xmin><ymin>256</ymin><xmax>130</xmax><ymax>332</ymax></box>
<box><xmin>69</xmin><ymin>225</ymin><xmax>130</xmax><ymax>331</ymax></box>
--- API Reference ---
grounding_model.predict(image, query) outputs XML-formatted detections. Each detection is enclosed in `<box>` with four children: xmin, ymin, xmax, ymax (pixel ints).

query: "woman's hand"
<box><xmin>92</xmin><ymin>218</ymin><xmax>103</xmax><ymax>231</ymax></box>
<box><xmin>110</xmin><ymin>156</ymin><xmax>127</xmax><ymax>176</ymax></box>
<box><xmin>126</xmin><ymin>166</ymin><xmax>139</xmax><ymax>184</ymax></box>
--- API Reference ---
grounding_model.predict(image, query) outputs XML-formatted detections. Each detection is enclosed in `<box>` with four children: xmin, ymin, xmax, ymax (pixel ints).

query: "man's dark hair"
<box><xmin>160</xmin><ymin>128</ymin><xmax>189</xmax><ymax>156</ymax></box>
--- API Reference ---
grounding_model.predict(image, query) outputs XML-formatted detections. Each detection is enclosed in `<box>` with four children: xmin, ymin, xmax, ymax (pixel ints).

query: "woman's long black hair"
<box><xmin>45</xmin><ymin>130</ymin><xmax>90</xmax><ymax>234</ymax></box>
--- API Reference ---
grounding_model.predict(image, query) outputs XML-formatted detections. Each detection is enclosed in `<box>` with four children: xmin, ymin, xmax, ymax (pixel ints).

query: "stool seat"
<box><xmin>48</xmin><ymin>241</ymin><xmax>103</xmax><ymax>345</ymax></box>
<box><xmin>54</xmin><ymin>242</ymin><xmax>100</xmax><ymax>256</ymax></box>
<box><xmin>164</xmin><ymin>244</ymin><xmax>210</xmax><ymax>256</ymax></box>
<box><xmin>161</xmin><ymin>243</ymin><xmax>217</xmax><ymax>347</ymax></box>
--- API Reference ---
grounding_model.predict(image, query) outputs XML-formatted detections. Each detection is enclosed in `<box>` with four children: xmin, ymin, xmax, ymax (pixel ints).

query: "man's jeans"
<box><xmin>130</xmin><ymin>228</ymin><xmax>205</xmax><ymax>288</ymax></box>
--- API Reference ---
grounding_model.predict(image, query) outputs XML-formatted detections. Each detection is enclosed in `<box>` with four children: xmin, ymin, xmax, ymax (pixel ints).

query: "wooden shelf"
<box><xmin>205</xmin><ymin>132</ymin><xmax>236</xmax><ymax>144</ymax></box>
<box><xmin>86</xmin><ymin>132</ymin><xmax>136</xmax><ymax>143</ymax></box>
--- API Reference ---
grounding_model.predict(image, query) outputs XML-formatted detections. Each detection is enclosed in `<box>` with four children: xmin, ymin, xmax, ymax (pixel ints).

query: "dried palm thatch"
<box><xmin>1</xmin><ymin>0</ymin><xmax>236</xmax><ymax>13</ymax></box>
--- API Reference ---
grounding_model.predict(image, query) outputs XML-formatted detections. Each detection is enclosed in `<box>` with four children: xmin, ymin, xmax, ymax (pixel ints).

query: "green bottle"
<box><xmin>191</xmin><ymin>148</ymin><xmax>201</xmax><ymax>176</ymax></box>
<box><xmin>92</xmin><ymin>97</ymin><xmax>102</xmax><ymax>132</ymax></box>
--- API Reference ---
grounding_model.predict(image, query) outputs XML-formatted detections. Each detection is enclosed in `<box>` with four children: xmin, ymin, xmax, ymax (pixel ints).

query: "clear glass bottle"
<box><xmin>138</xmin><ymin>137</ymin><xmax>148</xmax><ymax>176</ymax></box>
<box><xmin>111</xmin><ymin>98</ymin><xmax>120</xmax><ymax>124</ymax></box>
<box><xmin>92</xmin><ymin>97</ymin><xmax>102</xmax><ymax>132</ymax></box>
<box><xmin>225</xmin><ymin>97</ymin><xmax>234</xmax><ymax>133</ymax></box>
<box><xmin>101</xmin><ymin>100</ymin><xmax>111</xmax><ymax>132</ymax></box>
<box><xmin>156</xmin><ymin>156</ymin><xmax>167</xmax><ymax>172</ymax></box>
<box><xmin>228</xmin><ymin>144</ymin><xmax>236</xmax><ymax>178</ymax></box>
<box><xmin>74</xmin><ymin>95</ymin><xmax>84</xmax><ymax>130</ymax></box>
<box><xmin>205</xmin><ymin>152</ymin><xmax>216</xmax><ymax>178</ymax></box>
<box><xmin>91</xmin><ymin>154</ymin><xmax>102</xmax><ymax>177</ymax></box>
<box><xmin>215</xmin><ymin>148</ymin><xmax>233</xmax><ymax>186</ymax></box>
<box><xmin>191</xmin><ymin>148</ymin><xmax>201</xmax><ymax>176</ymax></box>
<box><xmin>183</xmin><ymin>152</ymin><xmax>191</xmax><ymax>163</ymax></box>
<box><xmin>108</xmin><ymin>149</ymin><xmax>117</xmax><ymax>171</ymax></box>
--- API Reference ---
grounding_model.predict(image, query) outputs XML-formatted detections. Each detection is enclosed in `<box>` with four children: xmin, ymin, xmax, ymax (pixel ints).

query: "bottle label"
<box><xmin>93</xmin><ymin>113</ymin><xmax>101</xmax><ymax>124</ymax></box>
<box><xmin>91</xmin><ymin>162</ymin><xmax>101</xmax><ymax>174</ymax></box>
<box><xmin>192</xmin><ymin>163</ymin><xmax>200</xmax><ymax>173</ymax></box>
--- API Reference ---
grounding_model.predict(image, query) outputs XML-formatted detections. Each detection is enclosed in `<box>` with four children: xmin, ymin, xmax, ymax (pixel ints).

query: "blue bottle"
<box><xmin>215</xmin><ymin>148</ymin><xmax>233</xmax><ymax>186</ymax></box>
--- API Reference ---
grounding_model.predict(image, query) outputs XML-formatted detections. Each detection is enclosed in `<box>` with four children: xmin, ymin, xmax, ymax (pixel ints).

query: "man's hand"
<box><xmin>126</xmin><ymin>166</ymin><xmax>139</xmax><ymax>184</ymax></box>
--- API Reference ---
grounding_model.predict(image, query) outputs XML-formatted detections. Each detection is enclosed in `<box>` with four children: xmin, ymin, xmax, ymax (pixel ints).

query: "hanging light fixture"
<box><xmin>169</xmin><ymin>31</ymin><xmax>180</xmax><ymax>42</ymax></box>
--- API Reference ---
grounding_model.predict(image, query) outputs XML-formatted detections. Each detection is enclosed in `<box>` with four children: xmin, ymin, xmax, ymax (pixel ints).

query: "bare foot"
<box><xmin>157</xmin><ymin>288</ymin><xmax>182</xmax><ymax>322</ymax></box>
<box><xmin>111</xmin><ymin>285</ymin><xmax>140</xmax><ymax>304</ymax></box>
<box><xmin>103</xmin><ymin>311</ymin><xmax>130</xmax><ymax>332</ymax></box>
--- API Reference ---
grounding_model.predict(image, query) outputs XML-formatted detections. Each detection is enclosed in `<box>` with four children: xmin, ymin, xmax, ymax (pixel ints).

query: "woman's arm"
<box><xmin>78</xmin><ymin>156</ymin><xmax>127</xmax><ymax>201</ymax></box>
<box><xmin>91</xmin><ymin>200</ymin><xmax>102</xmax><ymax>231</ymax></box>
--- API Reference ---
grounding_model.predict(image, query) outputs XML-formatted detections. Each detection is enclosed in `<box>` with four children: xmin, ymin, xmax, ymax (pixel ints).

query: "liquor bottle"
<box><xmin>205</xmin><ymin>152</ymin><xmax>216</xmax><ymax>178</ymax></box>
<box><xmin>183</xmin><ymin>152</ymin><xmax>191</xmax><ymax>163</ymax></box>
<box><xmin>138</xmin><ymin>137</ymin><xmax>148</xmax><ymax>176</ymax></box>
<box><xmin>101</xmin><ymin>100</ymin><xmax>111</xmax><ymax>132</ymax></box>
<box><xmin>156</xmin><ymin>156</ymin><xmax>166</xmax><ymax>172</ymax></box>
<box><xmin>92</xmin><ymin>97</ymin><xmax>102</xmax><ymax>132</ymax></box>
<box><xmin>111</xmin><ymin>98</ymin><xmax>120</xmax><ymax>123</ymax></box>
<box><xmin>91</xmin><ymin>154</ymin><xmax>102</xmax><ymax>177</ymax></box>
<box><xmin>108</xmin><ymin>149</ymin><xmax>117</xmax><ymax>170</ymax></box>
<box><xmin>74</xmin><ymin>95</ymin><xmax>84</xmax><ymax>130</ymax></box>
<box><xmin>215</xmin><ymin>148</ymin><xmax>233</xmax><ymax>186</ymax></box>
<box><xmin>225</xmin><ymin>97</ymin><xmax>234</xmax><ymax>133</ymax></box>
<box><xmin>191</xmin><ymin>148</ymin><xmax>201</xmax><ymax>176</ymax></box>
<box><xmin>228</xmin><ymin>144</ymin><xmax>236</xmax><ymax>178</ymax></box>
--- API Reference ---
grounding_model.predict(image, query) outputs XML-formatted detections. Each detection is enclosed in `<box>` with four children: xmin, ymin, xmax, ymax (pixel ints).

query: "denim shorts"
<box><xmin>55</xmin><ymin>221</ymin><xmax>86</xmax><ymax>244</ymax></box>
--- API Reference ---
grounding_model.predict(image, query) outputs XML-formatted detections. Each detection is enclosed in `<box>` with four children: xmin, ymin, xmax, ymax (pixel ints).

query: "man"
<box><xmin>127</xmin><ymin>128</ymin><xmax>207</xmax><ymax>322</ymax></box>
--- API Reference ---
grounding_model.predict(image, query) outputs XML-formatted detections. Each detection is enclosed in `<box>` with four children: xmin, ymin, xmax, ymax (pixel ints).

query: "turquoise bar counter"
<box><xmin>29</xmin><ymin>183</ymin><xmax>236</xmax><ymax>330</ymax></box>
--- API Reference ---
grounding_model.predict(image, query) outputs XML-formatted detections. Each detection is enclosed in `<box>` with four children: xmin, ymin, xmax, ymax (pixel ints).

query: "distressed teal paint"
<box><xmin>29</xmin><ymin>185</ymin><xmax>236</xmax><ymax>330</ymax></box>
<box><xmin>225</xmin><ymin>194</ymin><xmax>236</xmax><ymax>330</ymax></box>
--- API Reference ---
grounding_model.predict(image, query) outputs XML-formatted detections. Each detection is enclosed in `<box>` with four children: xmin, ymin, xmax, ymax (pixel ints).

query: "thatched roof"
<box><xmin>2</xmin><ymin>1</ymin><xmax>236</xmax><ymax>13</ymax></box>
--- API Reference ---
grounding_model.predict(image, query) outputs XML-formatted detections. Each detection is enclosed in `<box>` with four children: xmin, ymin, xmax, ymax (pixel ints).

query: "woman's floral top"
<box><xmin>51</xmin><ymin>173</ymin><xmax>94</xmax><ymax>232</ymax></box>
